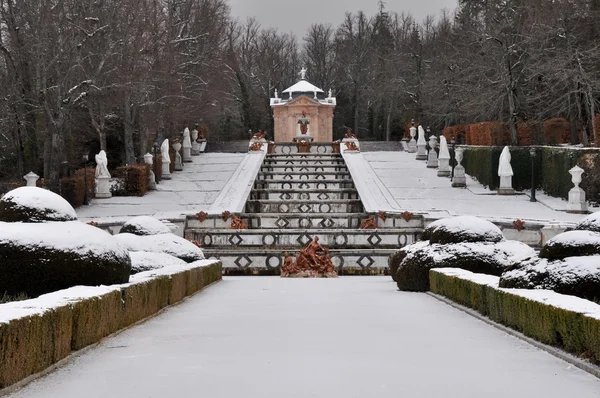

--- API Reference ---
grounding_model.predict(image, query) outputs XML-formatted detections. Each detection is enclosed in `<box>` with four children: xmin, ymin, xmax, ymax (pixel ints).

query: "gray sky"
<box><xmin>228</xmin><ymin>0</ymin><xmax>458</xmax><ymax>39</ymax></box>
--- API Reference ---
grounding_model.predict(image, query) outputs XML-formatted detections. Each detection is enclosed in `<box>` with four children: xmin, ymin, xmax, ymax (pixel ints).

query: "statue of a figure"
<box><xmin>344</xmin><ymin>128</ymin><xmax>357</xmax><ymax>139</ymax></box>
<box><xmin>161</xmin><ymin>139</ymin><xmax>170</xmax><ymax>163</ymax></box>
<box><xmin>95</xmin><ymin>150</ymin><xmax>110</xmax><ymax>178</ymax></box>
<box><xmin>183</xmin><ymin>127</ymin><xmax>192</xmax><ymax>148</ymax></box>
<box><xmin>300</xmin><ymin>67</ymin><xmax>307</xmax><ymax>80</ymax></box>
<box><xmin>274</xmin><ymin>89</ymin><xmax>279</xmax><ymax>98</ymax></box>
<box><xmin>328</xmin><ymin>88</ymin><xmax>332</xmax><ymax>98</ymax></box>
<box><xmin>498</xmin><ymin>146</ymin><xmax>514</xmax><ymax>177</ymax></box>
<box><xmin>298</xmin><ymin>111</ymin><xmax>310</xmax><ymax>135</ymax></box>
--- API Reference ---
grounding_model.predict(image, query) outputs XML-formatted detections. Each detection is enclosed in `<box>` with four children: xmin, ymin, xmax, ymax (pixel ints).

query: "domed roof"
<box><xmin>282</xmin><ymin>79</ymin><xmax>324</xmax><ymax>94</ymax></box>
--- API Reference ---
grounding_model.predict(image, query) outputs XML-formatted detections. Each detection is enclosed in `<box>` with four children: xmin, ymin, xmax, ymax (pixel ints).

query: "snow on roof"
<box><xmin>283</xmin><ymin>79</ymin><xmax>324</xmax><ymax>93</ymax></box>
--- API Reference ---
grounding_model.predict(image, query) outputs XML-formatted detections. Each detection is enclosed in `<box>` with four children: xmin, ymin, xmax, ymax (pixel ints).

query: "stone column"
<box><xmin>452</xmin><ymin>148</ymin><xmax>467</xmax><ymax>188</ymax></box>
<box><xmin>23</xmin><ymin>171</ymin><xmax>39</xmax><ymax>187</ymax></box>
<box><xmin>144</xmin><ymin>153</ymin><xmax>156</xmax><ymax>190</ymax></box>
<box><xmin>427</xmin><ymin>135</ymin><xmax>438</xmax><ymax>168</ymax></box>
<box><xmin>567</xmin><ymin>166</ymin><xmax>587</xmax><ymax>213</ymax></box>
<box><xmin>437</xmin><ymin>136</ymin><xmax>451</xmax><ymax>177</ymax></box>
<box><xmin>416</xmin><ymin>126</ymin><xmax>428</xmax><ymax>160</ymax></box>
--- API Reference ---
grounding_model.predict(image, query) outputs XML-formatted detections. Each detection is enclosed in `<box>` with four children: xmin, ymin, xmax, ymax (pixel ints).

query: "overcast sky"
<box><xmin>228</xmin><ymin>0</ymin><xmax>458</xmax><ymax>39</ymax></box>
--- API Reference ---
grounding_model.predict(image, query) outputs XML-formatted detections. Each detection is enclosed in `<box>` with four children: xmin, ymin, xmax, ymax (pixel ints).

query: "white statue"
<box><xmin>437</xmin><ymin>136</ymin><xmax>451</xmax><ymax>177</ymax></box>
<box><xmin>416</xmin><ymin>125</ymin><xmax>427</xmax><ymax>160</ymax></box>
<box><xmin>95</xmin><ymin>150</ymin><xmax>110</xmax><ymax>178</ymax></box>
<box><xmin>161</xmin><ymin>139</ymin><xmax>170</xmax><ymax>163</ymax></box>
<box><xmin>183</xmin><ymin>128</ymin><xmax>192</xmax><ymax>148</ymax></box>
<box><xmin>498</xmin><ymin>146</ymin><xmax>515</xmax><ymax>195</ymax></box>
<box><xmin>274</xmin><ymin>89</ymin><xmax>279</xmax><ymax>99</ymax></box>
<box><xmin>328</xmin><ymin>88</ymin><xmax>332</xmax><ymax>98</ymax></box>
<box><xmin>498</xmin><ymin>146</ymin><xmax>513</xmax><ymax>177</ymax></box>
<box><xmin>300</xmin><ymin>67</ymin><xmax>307</xmax><ymax>80</ymax></box>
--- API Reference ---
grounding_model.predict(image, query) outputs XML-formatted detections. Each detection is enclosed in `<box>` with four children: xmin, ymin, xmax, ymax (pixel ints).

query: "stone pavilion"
<box><xmin>270</xmin><ymin>69</ymin><xmax>336</xmax><ymax>143</ymax></box>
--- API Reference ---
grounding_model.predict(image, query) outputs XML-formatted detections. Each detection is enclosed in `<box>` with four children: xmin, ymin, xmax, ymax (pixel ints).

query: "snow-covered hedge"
<box><xmin>0</xmin><ymin>186</ymin><xmax>77</xmax><ymax>222</ymax></box>
<box><xmin>130</xmin><ymin>251</ymin><xmax>187</xmax><ymax>274</ymax></box>
<box><xmin>0</xmin><ymin>260</ymin><xmax>222</xmax><ymax>389</ymax></box>
<box><xmin>539</xmin><ymin>230</ymin><xmax>600</xmax><ymax>260</ymax></box>
<box><xmin>119</xmin><ymin>216</ymin><xmax>172</xmax><ymax>236</ymax></box>
<box><xmin>114</xmin><ymin>233</ymin><xmax>204</xmax><ymax>263</ymax></box>
<box><xmin>391</xmin><ymin>216</ymin><xmax>533</xmax><ymax>291</ymax></box>
<box><xmin>572</xmin><ymin>211</ymin><xmax>600</xmax><ymax>233</ymax></box>
<box><xmin>430</xmin><ymin>268</ymin><xmax>600</xmax><ymax>364</ymax></box>
<box><xmin>396</xmin><ymin>240</ymin><xmax>534</xmax><ymax>291</ymax></box>
<box><xmin>0</xmin><ymin>221</ymin><xmax>131</xmax><ymax>297</ymax></box>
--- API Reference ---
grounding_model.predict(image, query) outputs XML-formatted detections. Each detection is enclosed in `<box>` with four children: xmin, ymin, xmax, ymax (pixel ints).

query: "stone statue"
<box><xmin>300</xmin><ymin>67</ymin><xmax>307</xmax><ymax>80</ymax></box>
<box><xmin>281</xmin><ymin>236</ymin><xmax>337</xmax><ymax>278</ymax></box>
<box><xmin>328</xmin><ymin>88</ymin><xmax>332</xmax><ymax>98</ymax></box>
<box><xmin>161</xmin><ymin>139</ymin><xmax>170</xmax><ymax>163</ymax></box>
<box><xmin>95</xmin><ymin>150</ymin><xmax>110</xmax><ymax>178</ymax></box>
<box><xmin>183</xmin><ymin>128</ymin><xmax>192</xmax><ymax>148</ymax></box>
<box><xmin>274</xmin><ymin>89</ymin><xmax>279</xmax><ymax>98</ymax></box>
<box><xmin>298</xmin><ymin>111</ymin><xmax>310</xmax><ymax>135</ymax></box>
<box><xmin>498</xmin><ymin>146</ymin><xmax>513</xmax><ymax>177</ymax></box>
<box><xmin>344</xmin><ymin>128</ymin><xmax>357</xmax><ymax>139</ymax></box>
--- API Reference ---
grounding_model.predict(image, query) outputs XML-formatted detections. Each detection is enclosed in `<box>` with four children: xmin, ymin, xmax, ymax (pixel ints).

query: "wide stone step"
<box><xmin>246</xmin><ymin>213</ymin><xmax>370</xmax><ymax>229</ymax></box>
<box><xmin>246</xmin><ymin>199</ymin><xmax>363</xmax><ymax>214</ymax></box>
<box><xmin>263</xmin><ymin>159</ymin><xmax>346</xmax><ymax>166</ymax></box>
<box><xmin>253</xmin><ymin>180</ymin><xmax>355</xmax><ymax>190</ymax></box>
<box><xmin>190</xmin><ymin>228</ymin><xmax>418</xmax><ymax>249</ymax></box>
<box><xmin>201</xmin><ymin>248</ymin><xmax>398</xmax><ymax>275</ymax></box>
<box><xmin>260</xmin><ymin>165</ymin><xmax>348</xmax><ymax>173</ymax></box>
<box><xmin>250</xmin><ymin>189</ymin><xmax>359</xmax><ymax>201</ymax></box>
<box><xmin>257</xmin><ymin>171</ymin><xmax>351</xmax><ymax>181</ymax></box>
<box><xmin>267</xmin><ymin>153</ymin><xmax>342</xmax><ymax>159</ymax></box>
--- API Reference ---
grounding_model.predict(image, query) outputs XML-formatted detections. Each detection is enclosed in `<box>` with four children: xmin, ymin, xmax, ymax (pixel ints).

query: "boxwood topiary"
<box><xmin>0</xmin><ymin>187</ymin><xmax>77</xmax><ymax>223</ymax></box>
<box><xmin>539</xmin><ymin>231</ymin><xmax>600</xmax><ymax>261</ymax></box>
<box><xmin>120</xmin><ymin>216</ymin><xmax>172</xmax><ymax>236</ymax></box>
<box><xmin>572</xmin><ymin>212</ymin><xmax>600</xmax><ymax>233</ymax></box>
<box><xmin>428</xmin><ymin>216</ymin><xmax>504</xmax><ymax>244</ymax></box>
<box><xmin>0</xmin><ymin>221</ymin><xmax>131</xmax><ymax>297</ymax></box>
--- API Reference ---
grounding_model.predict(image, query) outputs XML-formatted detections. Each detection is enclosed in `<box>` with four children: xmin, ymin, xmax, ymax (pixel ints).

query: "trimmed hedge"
<box><xmin>430</xmin><ymin>270</ymin><xmax>600</xmax><ymax>364</ymax></box>
<box><xmin>0</xmin><ymin>261</ymin><xmax>222</xmax><ymax>389</ymax></box>
<box><xmin>112</xmin><ymin>164</ymin><xmax>151</xmax><ymax>197</ymax></box>
<box><xmin>462</xmin><ymin>145</ymin><xmax>600</xmax><ymax>204</ymax></box>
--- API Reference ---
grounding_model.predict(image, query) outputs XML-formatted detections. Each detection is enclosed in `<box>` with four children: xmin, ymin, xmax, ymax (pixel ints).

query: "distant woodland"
<box><xmin>1</xmin><ymin>0</ymin><xmax>599</xmax><ymax>188</ymax></box>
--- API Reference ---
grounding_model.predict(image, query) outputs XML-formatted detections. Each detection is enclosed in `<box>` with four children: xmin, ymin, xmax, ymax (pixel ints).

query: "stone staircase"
<box><xmin>187</xmin><ymin>152</ymin><xmax>424</xmax><ymax>275</ymax></box>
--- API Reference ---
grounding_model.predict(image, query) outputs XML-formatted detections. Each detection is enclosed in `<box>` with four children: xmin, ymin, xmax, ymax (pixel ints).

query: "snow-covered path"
<box><xmin>9</xmin><ymin>277</ymin><xmax>600</xmax><ymax>398</ymax></box>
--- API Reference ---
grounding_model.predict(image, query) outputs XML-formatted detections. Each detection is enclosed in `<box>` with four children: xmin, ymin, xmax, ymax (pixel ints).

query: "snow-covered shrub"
<box><xmin>395</xmin><ymin>240</ymin><xmax>534</xmax><ymax>292</ymax></box>
<box><xmin>388</xmin><ymin>241</ymin><xmax>428</xmax><ymax>282</ymax></box>
<box><xmin>572</xmin><ymin>211</ymin><xmax>600</xmax><ymax>233</ymax></box>
<box><xmin>420</xmin><ymin>219</ymin><xmax>445</xmax><ymax>241</ymax></box>
<box><xmin>540</xmin><ymin>231</ymin><xmax>600</xmax><ymax>260</ymax></box>
<box><xmin>0</xmin><ymin>221</ymin><xmax>131</xmax><ymax>297</ymax></box>
<box><xmin>428</xmin><ymin>216</ymin><xmax>504</xmax><ymax>244</ymax></box>
<box><xmin>0</xmin><ymin>186</ymin><xmax>77</xmax><ymax>222</ymax></box>
<box><xmin>500</xmin><ymin>256</ymin><xmax>600</xmax><ymax>302</ymax></box>
<box><xmin>114</xmin><ymin>233</ymin><xmax>204</xmax><ymax>263</ymax></box>
<box><xmin>119</xmin><ymin>216</ymin><xmax>172</xmax><ymax>236</ymax></box>
<box><xmin>129</xmin><ymin>251</ymin><xmax>187</xmax><ymax>274</ymax></box>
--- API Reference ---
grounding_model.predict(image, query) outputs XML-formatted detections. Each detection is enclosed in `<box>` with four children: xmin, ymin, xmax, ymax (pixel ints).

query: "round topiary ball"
<box><xmin>573</xmin><ymin>212</ymin><xmax>600</xmax><ymax>233</ymax></box>
<box><xmin>120</xmin><ymin>216</ymin><xmax>172</xmax><ymax>236</ymax></box>
<box><xmin>428</xmin><ymin>216</ymin><xmax>504</xmax><ymax>245</ymax></box>
<box><xmin>0</xmin><ymin>221</ymin><xmax>131</xmax><ymax>297</ymax></box>
<box><xmin>388</xmin><ymin>241</ymin><xmax>429</xmax><ymax>282</ymax></box>
<box><xmin>0</xmin><ymin>186</ymin><xmax>77</xmax><ymax>223</ymax></box>
<box><xmin>539</xmin><ymin>230</ymin><xmax>600</xmax><ymax>261</ymax></box>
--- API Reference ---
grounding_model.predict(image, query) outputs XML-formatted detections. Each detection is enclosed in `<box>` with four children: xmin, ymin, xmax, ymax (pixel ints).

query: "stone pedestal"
<box><xmin>162</xmin><ymin>160</ymin><xmax>172</xmax><ymax>180</ymax></box>
<box><xmin>567</xmin><ymin>166</ymin><xmax>587</xmax><ymax>213</ymax></box>
<box><xmin>408</xmin><ymin>126</ymin><xmax>417</xmax><ymax>153</ymax></box>
<box><xmin>192</xmin><ymin>141</ymin><xmax>200</xmax><ymax>155</ymax></box>
<box><xmin>416</xmin><ymin>126</ymin><xmax>427</xmax><ymax>160</ymax></box>
<box><xmin>497</xmin><ymin>176</ymin><xmax>516</xmax><ymax>195</ymax></box>
<box><xmin>95</xmin><ymin>175</ymin><xmax>112</xmax><ymax>198</ymax></box>
<box><xmin>173</xmin><ymin>143</ymin><xmax>183</xmax><ymax>171</ymax></box>
<box><xmin>452</xmin><ymin>148</ymin><xmax>466</xmax><ymax>188</ymax></box>
<box><xmin>294</xmin><ymin>135</ymin><xmax>314</xmax><ymax>142</ymax></box>
<box><xmin>426</xmin><ymin>136</ymin><xmax>438</xmax><ymax>168</ymax></box>
<box><xmin>143</xmin><ymin>153</ymin><xmax>156</xmax><ymax>191</ymax></box>
<box><xmin>182</xmin><ymin>147</ymin><xmax>192</xmax><ymax>162</ymax></box>
<box><xmin>568</xmin><ymin>188</ymin><xmax>588</xmax><ymax>213</ymax></box>
<box><xmin>437</xmin><ymin>158</ymin><xmax>451</xmax><ymax>177</ymax></box>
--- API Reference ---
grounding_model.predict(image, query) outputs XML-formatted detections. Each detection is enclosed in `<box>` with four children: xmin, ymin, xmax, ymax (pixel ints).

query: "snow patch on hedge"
<box><xmin>130</xmin><ymin>251</ymin><xmax>187</xmax><ymax>274</ymax></box>
<box><xmin>547</xmin><ymin>230</ymin><xmax>600</xmax><ymax>246</ymax></box>
<box><xmin>1</xmin><ymin>186</ymin><xmax>77</xmax><ymax>222</ymax></box>
<box><xmin>114</xmin><ymin>233</ymin><xmax>204</xmax><ymax>262</ymax></box>
<box><xmin>120</xmin><ymin>216</ymin><xmax>172</xmax><ymax>236</ymax></box>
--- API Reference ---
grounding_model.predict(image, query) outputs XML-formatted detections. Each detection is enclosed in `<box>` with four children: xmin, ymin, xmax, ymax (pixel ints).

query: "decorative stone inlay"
<box><xmin>282</xmin><ymin>183</ymin><xmax>293</xmax><ymax>190</ymax></box>
<box><xmin>316</xmin><ymin>183</ymin><xmax>328</xmax><ymax>190</ymax></box>
<box><xmin>234</xmin><ymin>256</ymin><xmax>253</xmax><ymax>269</ymax></box>
<box><xmin>278</xmin><ymin>203</ymin><xmax>290</xmax><ymax>213</ymax></box>
<box><xmin>280</xmin><ymin>193</ymin><xmax>293</xmax><ymax>200</ymax></box>
<box><xmin>331</xmin><ymin>255</ymin><xmax>345</xmax><ymax>269</ymax></box>
<box><xmin>299</xmin><ymin>182</ymin><xmax>310</xmax><ymax>189</ymax></box>
<box><xmin>319</xmin><ymin>218</ymin><xmax>335</xmax><ymax>228</ymax></box>
<box><xmin>299</xmin><ymin>193</ymin><xmax>310</xmax><ymax>200</ymax></box>
<box><xmin>297</xmin><ymin>233</ymin><xmax>312</xmax><ymax>246</ymax></box>
<box><xmin>367</xmin><ymin>233</ymin><xmax>382</xmax><ymax>246</ymax></box>
<box><xmin>299</xmin><ymin>218</ymin><xmax>312</xmax><ymax>228</ymax></box>
<box><xmin>228</xmin><ymin>234</ymin><xmax>244</xmax><ymax>246</ymax></box>
<box><xmin>398</xmin><ymin>234</ymin><xmax>409</xmax><ymax>246</ymax></box>
<box><xmin>203</xmin><ymin>234</ymin><xmax>213</xmax><ymax>246</ymax></box>
<box><xmin>317</xmin><ymin>193</ymin><xmax>330</xmax><ymax>200</ymax></box>
<box><xmin>299</xmin><ymin>204</ymin><xmax>311</xmax><ymax>214</ymax></box>
<box><xmin>266</xmin><ymin>255</ymin><xmax>282</xmax><ymax>269</ymax></box>
<box><xmin>334</xmin><ymin>233</ymin><xmax>348</xmax><ymax>246</ymax></box>
<box><xmin>263</xmin><ymin>234</ymin><xmax>277</xmax><ymax>246</ymax></box>
<box><xmin>275</xmin><ymin>218</ymin><xmax>290</xmax><ymax>229</ymax></box>
<box><xmin>315</xmin><ymin>174</ymin><xmax>326</xmax><ymax>180</ymax></box>
<box><xmin>319</xmin><ymin>203</ymin><xmax>332</xmax><ymax>213</ymax></box>
<box><xmin>357</xmin><ymin>255</ymin><xmax>375</xmax><ymax>269</ymax></box>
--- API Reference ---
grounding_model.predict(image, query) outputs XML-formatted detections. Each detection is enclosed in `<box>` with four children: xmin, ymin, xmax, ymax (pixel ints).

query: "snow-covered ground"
<box><xmin>76</xmin><ymin>153</ymin><xmax>247</xmax><ymax>223</ymax></box>
<box><xmin>351</xmin><ymin>151</ymin><xmax>595</xmax><ymax>225</ymax></box>
<box><xmin>7</xmin><ymin>277</ymin><xmax>599</xmax><ymax>398</ymax></box>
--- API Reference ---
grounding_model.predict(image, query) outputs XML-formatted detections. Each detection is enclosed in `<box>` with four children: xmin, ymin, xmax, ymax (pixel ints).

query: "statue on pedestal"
<box><xmin>95</xmin><ymin>150</ymin><xmax>110</xmax><ymax>178</ymax></box>
<box><xmin>298</xmin><ymin>111</ymin><xmax>310</xmax><ymax>135</ymax></box>
<box><xmin>281</xmin><ymin>236</ymin><xmax>338</xmax><ymax>278</ymax></box>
